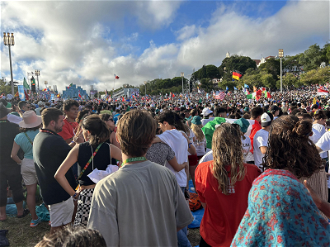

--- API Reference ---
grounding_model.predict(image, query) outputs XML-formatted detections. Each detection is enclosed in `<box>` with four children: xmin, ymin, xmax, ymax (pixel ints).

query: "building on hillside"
<box><xmin>62</xmin><ymin>84</ymin><xmax>88</xmax><ymax>99</ymax></box>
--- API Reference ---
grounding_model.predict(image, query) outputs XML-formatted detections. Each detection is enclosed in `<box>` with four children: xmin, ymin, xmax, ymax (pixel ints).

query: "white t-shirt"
<box><xmin>242</xmin><ymin>136</ymin><xmax>251</xmax><ymax>162</ymax></box>
<box><xmin>201</xmin><ymin>118</ymin><xmax>212</xmax><ymax>126</ymax></box>
<box><xmin>313</xmin><ymin>124</ymin><xmax>327</xmax><ymax>158</ymax></box>
<box><xmin>315</xmin><ymin>132</ymin><xmax>330</xmax><ymax>188</ymax></box>
<box><xmin>253</xmin><ymin>129</ymin><xmax>269</xmax><ymax>169</ymax></box>
<box><xmin>199</xmin><ymin>150</ymin><xmax>213</xmax><ymax>164</ymax></box>
<box><xmin>158</xmin><ymin>129</ymin><xmax>188</xmax><ymax>187</ymax></box>
<box><xmin>199</xmin><ymin>137</ymin><xmax>251</xmax><ymax>164</ymax></box>
<box><xmin>309</xmin><ymin>128</ymin><xmax>321</xmax><ymax>144</ymax></box>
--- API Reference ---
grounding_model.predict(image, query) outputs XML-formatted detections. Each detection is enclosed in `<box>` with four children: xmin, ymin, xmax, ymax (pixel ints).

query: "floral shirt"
<box><xmin>231</xmin><ymin>169</ymin><xmax>330</xmax><ymax>247</ymax></box>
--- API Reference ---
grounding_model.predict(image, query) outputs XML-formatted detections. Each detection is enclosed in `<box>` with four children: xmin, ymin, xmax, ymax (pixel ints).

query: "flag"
<box><xmin>23</xmin><ymin>78</ymin><xmax>30</xmax><ymax>90</ymax></box>
<box><xmin>245</xmin><ymin>89</ymin><xmax>250</xmax><ymax>95</ymax></box>
<box><xmin>69</xmin><ymin>83</ymin><xmax>73</xmax><ymax>87</ymax></box>
<box><xmin>105</xmin><ymin>90</ymin><xmax>108</xmax><ymax>96</ymax></box>
<box><xmin>234</xmin><ymin>87</ymin><xmax>238</xmax><ymax>90</ymax></box>
<box><xmin>317</xmin><ymin>88</ymin><xmax>329</xmax><ymax>96</ymax></box>
<box><xmin>244</xmin><ymin>84</ymin><xmax>249</xmax><ymax>88</ymax></box>
<box><xmin>253</xmin><ymin>86</ymin><xmax>257</xmax><ymax>92</ymax></box>
<box><xmin>215</xmin><ymin>91</ymin><xmax>226</xmax><ymax>100</ymax></box>
<box><xmin>226</xmin><ymin>86</ymin><xmax>228</xmax><ymax>92</ymax></box>
<box><xmin>114</xmin><ymin>74</ymin><xmax>119</xmax><ymax>79</ymax></box>
<box><xmin>232</xmin><ymin>71</ymin><xmax>242</xmax><ymax>80</ymax></box>
<box><xmin>265</xmin><ymin>91</ymin><xmax>271</xmax><ymax>98</ymax></box>
<box><xmin>23</xmin><ymin>78</ymin><xmax>30</xmax><ymax>100</ymax></box>
<box><xmin>78</xmin><ymin>90</ymin><xmax>82</xmax><ymax>98</ymax></box>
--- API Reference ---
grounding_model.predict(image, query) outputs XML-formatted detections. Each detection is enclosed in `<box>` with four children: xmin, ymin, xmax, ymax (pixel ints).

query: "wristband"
<box><xmin>72</xmin><ymin>192</ymin><xmax>78</xmax><ymax>199</ymax></box>
<box><xmin>188</xmin><ymin>143</ymin><xmax>192</xmax><ymax>148</ymax></box>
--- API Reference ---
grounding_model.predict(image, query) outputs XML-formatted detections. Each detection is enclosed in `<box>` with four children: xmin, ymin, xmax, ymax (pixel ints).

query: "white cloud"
<box><xmin>175</xmin><ymin>25</ymin><xmax>197</xmax><ymax>41</ymax></box>
<box><xmin>0</xmin><ymin>0</ymin><xmax>328</xmax><ymax>94</ymax></box>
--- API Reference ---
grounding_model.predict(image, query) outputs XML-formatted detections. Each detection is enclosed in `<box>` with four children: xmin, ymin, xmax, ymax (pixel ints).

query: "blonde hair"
<box><xmin>212</xmin><ymin>123</ymin><xmax>246</xmax><ymax>195</ymax></box>
<box><xmin>191</xmin><ymin>124</ymin><xmax>204</xmax><ymax>142</ymax></box>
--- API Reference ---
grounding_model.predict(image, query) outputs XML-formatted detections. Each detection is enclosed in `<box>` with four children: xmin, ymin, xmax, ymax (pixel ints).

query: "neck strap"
<box><xmin>121</xmin><ymin>157</ymin><xmax>147</xmax><ymax>167</ymax></box>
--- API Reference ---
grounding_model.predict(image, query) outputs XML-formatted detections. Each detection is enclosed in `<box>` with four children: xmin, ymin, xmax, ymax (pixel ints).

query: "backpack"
<box><xmin>189</xmin><ymin>192</ymin><xmax>202</xmax><ymax>211</ymax></box>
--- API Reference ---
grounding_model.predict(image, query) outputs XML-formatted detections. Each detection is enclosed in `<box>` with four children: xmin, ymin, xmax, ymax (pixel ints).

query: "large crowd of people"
<box><xmin>0</xmin><ymin>87</ymin><xmax>330</xmax><ymax>246</ymax></box>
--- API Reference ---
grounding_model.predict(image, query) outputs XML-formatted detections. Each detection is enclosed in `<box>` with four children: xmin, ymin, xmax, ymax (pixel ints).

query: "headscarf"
<box><xmin>231</xmin><ymin>169</ymin><xmax>330</xmax><ymax>246</ymax></box>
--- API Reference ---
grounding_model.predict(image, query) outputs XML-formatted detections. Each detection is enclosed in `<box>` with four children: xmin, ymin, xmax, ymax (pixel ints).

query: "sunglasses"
<box><xmin>108</xmin><ymin>118</ymin><xmax>113</xmax><ymax>121</ymax></box>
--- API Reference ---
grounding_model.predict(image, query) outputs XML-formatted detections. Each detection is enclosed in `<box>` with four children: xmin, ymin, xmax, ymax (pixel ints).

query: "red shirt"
<box><xmin>195</xmin><ymin>161</ymin><xmax>261</xmax><ymax>247</ymax></box>
<box><xmin>249</xmin><ymin>120</ymin><xmax>261</xmax><ymax>153</ymax></box>
<box><xmin>58</xmin><ymin>119</ymin><xmax>78</xmax><ymax>141</ymax></box>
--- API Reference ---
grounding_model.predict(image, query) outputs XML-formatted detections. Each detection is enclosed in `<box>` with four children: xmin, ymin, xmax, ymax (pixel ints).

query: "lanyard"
<box><xmin>77</xmin><ymin>143</ymin><xmax>103</xmax><ymax>180</ymax></box>
<box><xmin>24</xmin><ymin>132</ymin><xmax>33</xmax><ymax>146</ymax></box>
<box><xmin>121</xmin><ymin>157</ymin><xmax>147</xmax><ymax>167</ymax></box>
<box><xmin>40</xmin><ymin>129</ymin><xmax>56</xmax><ymax>135</ymax></box>
<box><xmin>0</xmin><ymin>120</ymin><xmax>7</xmax><ymax>123</ymax></box>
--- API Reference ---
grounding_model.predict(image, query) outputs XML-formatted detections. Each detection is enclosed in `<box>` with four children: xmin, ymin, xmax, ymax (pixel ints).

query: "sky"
<box><xmin>1</xmin><ymin>0</ymin><xmax>329</xmax><ymax>93</ymax></box>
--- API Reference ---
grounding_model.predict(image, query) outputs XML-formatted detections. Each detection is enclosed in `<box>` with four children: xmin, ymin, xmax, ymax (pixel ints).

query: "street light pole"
<box><xmin>181</xmin><ymin>72</ymin><xmax>184</xmax><ymax>94</ymax></box>
<box><xmin>3</xmin><ymin>33</ymin><xmax>15</xmax><ymax>95</ymax></box>
<box><xmin>279</xmin><ymin>49</ymin><xmax>284</xmax><ymax>93</ymax></box>
<box><xmin>35</xmin><ymin>70</ymin><xmax>40</xmax><ymax>93</ymax></box>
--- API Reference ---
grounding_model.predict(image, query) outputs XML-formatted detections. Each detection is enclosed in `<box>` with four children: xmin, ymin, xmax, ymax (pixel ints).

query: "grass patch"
<box><xmin>0</xmin><ymin>214</ymin><xmax>49</xmax><ymax>247</ymax></box>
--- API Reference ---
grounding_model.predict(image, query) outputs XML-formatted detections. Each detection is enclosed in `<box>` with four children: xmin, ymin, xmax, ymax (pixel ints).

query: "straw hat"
<box><xmin>19</xmin><ymin>110</ymin><xmax>42</xmax><ymax>128</ymax></box>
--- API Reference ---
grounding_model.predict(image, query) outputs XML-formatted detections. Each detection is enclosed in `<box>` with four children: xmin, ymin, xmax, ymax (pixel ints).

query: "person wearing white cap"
<box><xmin>11</xmin><ymin>110</ymin><xmax>42</xmax><ymax>227</ymax></box>
<box><xmin>201</xmin><ymin>108</ymin><xmax>213</xmax><ymax>126</ymax></box>
<box><xmin>253</xmin><ymin>112</ymin><xmax>273</xmax><ymax>170</ymax></box>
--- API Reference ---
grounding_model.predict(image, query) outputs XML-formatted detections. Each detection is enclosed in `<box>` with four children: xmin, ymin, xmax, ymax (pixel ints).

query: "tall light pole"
<box><xmin>279</xmin><ymin>49</ymin><xmax>284</xmax><ymax>93</ymax></box>
<box><xmin>144</xmin><ymin>81</ymin><xmax>147</xmax><ymax>96</ymax></box>
<box><xmin>35</xmin><ymin>70</ymin><xmax>40</xmax><ymax>93</ymax></box>
<box><xmin>3</xmin><ymin>32</ymin><xmax>15</xmax><ymax>95</ymax></box>
<box><xmin>181</xmin><ymin>72</ymin><xmax>184</xmax><ymax>94</ymax></box>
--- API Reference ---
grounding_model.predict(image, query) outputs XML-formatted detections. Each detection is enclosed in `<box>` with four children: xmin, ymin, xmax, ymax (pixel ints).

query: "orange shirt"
<box><xmin>195</xmin><ymin>161</ymin><xmax>261</xmax><ymax>247</ymax></box>
<box><xmin>58</xmin><ymin>119</ymin><xmax>78</xmax><ymax>141</ymax></box>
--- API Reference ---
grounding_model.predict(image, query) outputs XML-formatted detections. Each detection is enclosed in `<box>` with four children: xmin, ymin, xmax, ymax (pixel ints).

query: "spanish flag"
<box><xmin>232</xmin><ymin>71</ymin><xmax>242</xmax><ymax>80</ymax></box>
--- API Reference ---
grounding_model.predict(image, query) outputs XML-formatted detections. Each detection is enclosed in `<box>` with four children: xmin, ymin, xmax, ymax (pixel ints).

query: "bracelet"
<box><xmin>72</xmin><ymin>192</ymin><xmax>77</xmax><ymax>199</ymax></box>
<box><xmin>188</xmin><ymin>143</ymin><xmax>192</xmax><ymax>148</ymax></box>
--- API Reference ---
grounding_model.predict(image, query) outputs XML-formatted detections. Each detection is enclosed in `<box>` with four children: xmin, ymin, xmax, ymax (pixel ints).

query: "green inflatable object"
<box><xmin>201</xmin><ymin>117</ymin><xmax>226</xmax><ymax>149</ymax></box>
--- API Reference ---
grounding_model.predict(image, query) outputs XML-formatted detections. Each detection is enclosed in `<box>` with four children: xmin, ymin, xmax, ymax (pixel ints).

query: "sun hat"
<box><xmin>191</xmin><ymin>116</ymin><xmax>202</xmax><ymax>125</ymax></box>
<box><xmin>202</xmin><ymin>108</ymin><xmax>213</xmax><ymax>116</ymax></box>
<box><xmin>0</xmin><ymin>103</ymin><xmax>10</xmax><ymax>118</ymax></box>
<box><xmin>19</xmin><ymin>110</ymin><xmax>42</xmax><ymax>128</ymax></box>
<box><xmin>234</xmin><ymin>118</ymin><xmax>250</xmax><ymax>133</ymax></box>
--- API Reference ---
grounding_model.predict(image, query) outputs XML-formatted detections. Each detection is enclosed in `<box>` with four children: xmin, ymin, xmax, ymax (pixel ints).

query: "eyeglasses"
<box><xmin>108</xmin><ymin>118</ymin><xmax>113</xmax><ymax>121</ymax></box>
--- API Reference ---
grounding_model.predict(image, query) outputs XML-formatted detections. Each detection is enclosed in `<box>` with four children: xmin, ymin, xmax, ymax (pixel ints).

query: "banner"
<box><xmin>18</xmin><ymin>85</ymin><xmax>25</xmax><ymax>101</ymax></box>
<box><xmin>51</xmin><ymin>94</ymin><xmax>55</xmax><ymax>100</ymax></box>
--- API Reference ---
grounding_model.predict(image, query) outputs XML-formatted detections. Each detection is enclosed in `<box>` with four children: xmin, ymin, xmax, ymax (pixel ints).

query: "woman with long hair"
<box><xmin>11</xmin><ymin>111</ymin><xmax>42</xmax><ymax>227</ymax></box>
<box><xmin>232</xmin><ymin>116</ymin><xmax>330</xmax><ymax>246</ymax></box>
<box><xmin>190</xmin><ymin>116</ymin><xmax>206</xmax><ymax>188</ymax></box>
<box><xmin>99</xmin><ymin>113</ymin><xmax>120</xmax><ymax>149</ymax></box>
<box><xmin>195</xmin><ymin>123</ymin><xmax>261</xmax><ymax>247</ymax></box>
<box><xmin>55</xmin><ymin>115</ymin><xmax>122</xmax><ymax>227</ymax></box>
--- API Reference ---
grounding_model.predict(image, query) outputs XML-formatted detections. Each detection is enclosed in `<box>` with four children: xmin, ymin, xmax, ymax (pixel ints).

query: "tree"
<box><xmin>218</xmin><ymin>55</ymin><xmax>257</xmax><ymax>80</ymax></box>
<box><xmin>258</xmin><ymin>58</ymin><xmax>280</xmax><ymax>80</ymax></box>
<box><xmin>200</xmin><ymin>78</ymin><xmax>213</xmax><ymax>91</ymax></box>
<box><xmin>299</xmin><ymin>44</ymin><xmax>326</xmax><ymax>71</ymax></box>
<box><xmin>260</xmin><ymin>71</ymin><xmax>276</xmax><ymax>89</ymax></box>
<box><xmin>299</xmin><ymin>67</ymin><xmax>330</xmax><ymax>86</ymax></box>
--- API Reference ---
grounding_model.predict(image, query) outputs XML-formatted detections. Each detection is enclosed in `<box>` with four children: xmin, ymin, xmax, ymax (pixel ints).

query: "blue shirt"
<box><xmin>14</xmin><ymin>129</ymin><xmax>39</xmax><ymax>159</ymax></box>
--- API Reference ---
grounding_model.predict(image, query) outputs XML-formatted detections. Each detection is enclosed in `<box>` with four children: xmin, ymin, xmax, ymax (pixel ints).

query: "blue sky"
<box><xmin>1</xmin><ymin>0</ymin><xmax>329</xmax><ymax>93</ymax></box>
